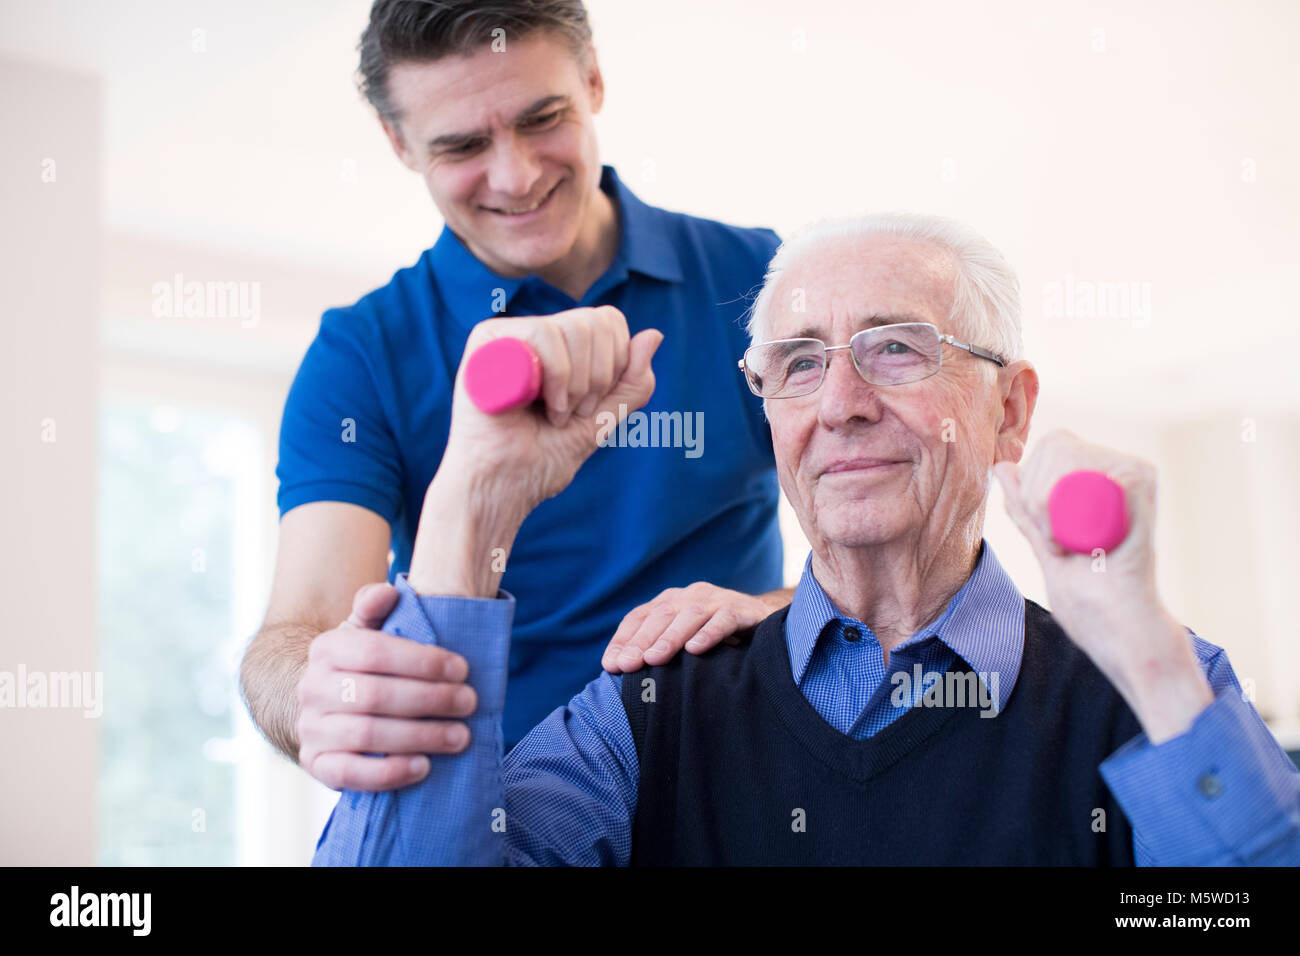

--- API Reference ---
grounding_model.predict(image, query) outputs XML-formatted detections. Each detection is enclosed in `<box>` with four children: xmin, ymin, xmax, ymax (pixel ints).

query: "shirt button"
<box><xmin>843</xmin><ymin>625</ymin><xmax>861</xmax><ymax>643</ymax></box>
<box><xmin>1197</xmin><ymin>773</ymin><xmax>1223</xmax><ymax>798</ymax></box>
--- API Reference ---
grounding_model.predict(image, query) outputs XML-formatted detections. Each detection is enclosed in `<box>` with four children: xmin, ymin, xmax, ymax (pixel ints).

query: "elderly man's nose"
<box><xmin>818</xmin><ymin>350</ymin><xmax>880</xmax><ymax>423</ymax></box>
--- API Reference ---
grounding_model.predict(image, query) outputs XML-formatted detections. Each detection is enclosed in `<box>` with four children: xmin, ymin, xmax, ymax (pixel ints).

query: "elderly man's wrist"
<box><xmin>408</xmin><ymin>463</ymin><xmax>531</xmax><ymax>597</ymax></box>
<box><xmin>1125</xmin><ymin>663</ymin><xmax>1215</xmax><ymax>744</ymax></box>
<box><xmin>1108</xmin><ymin>607</ymin><xmax>1215</xmax><ymax>744</ymax></box>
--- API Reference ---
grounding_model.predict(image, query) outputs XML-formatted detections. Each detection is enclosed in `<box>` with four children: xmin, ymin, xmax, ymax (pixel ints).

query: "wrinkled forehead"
<box><xmin>766</xmin><ymin>236</ymin><xmax>957</xmax><ymax>341</ymax></box>
<box><xmin>388</xmin><ymin>33</ymin><xmax>586</xmax><ymax>139</ymax></box>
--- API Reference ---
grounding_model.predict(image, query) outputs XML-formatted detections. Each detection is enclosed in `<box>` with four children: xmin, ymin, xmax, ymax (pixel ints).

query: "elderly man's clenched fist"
<box><xmin>442</xmin><ymin>306</ymin><xmax>661</xmax><ymax>513</ymax></box>
<box><xmin>994</xmin><ymin>429</ymin><xmax>1212</xmax><ymax>744</ymax></box>
<box><xmin>405</xmin><ymin>307</ymin><xmax>662</xmax><ymax>598</ymax></box>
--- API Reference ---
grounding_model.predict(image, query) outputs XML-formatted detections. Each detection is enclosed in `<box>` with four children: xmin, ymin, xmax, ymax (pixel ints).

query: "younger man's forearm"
<box><xmin>239</xmin><ymin>621</ymin><xmax>319</xmax><ymax>761</ymax></box>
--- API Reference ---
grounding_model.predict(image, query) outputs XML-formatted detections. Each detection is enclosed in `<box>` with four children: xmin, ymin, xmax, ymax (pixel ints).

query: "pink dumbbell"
<box><xmin>1047</xmin><ymin>470</ymin><xmax>1130</xmax><ymax>554</ymax></box>
<box><xmin>464</xmin><ymin>337</ymin><xmax>543</xmax><ymax>414</ymax></box>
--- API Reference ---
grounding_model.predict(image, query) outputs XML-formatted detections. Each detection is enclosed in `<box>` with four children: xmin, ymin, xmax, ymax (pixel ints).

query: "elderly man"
<box><xmin>312</xmin><ymin>213</ymin><xmax>1300</xmax><ymax>865</ymax></box>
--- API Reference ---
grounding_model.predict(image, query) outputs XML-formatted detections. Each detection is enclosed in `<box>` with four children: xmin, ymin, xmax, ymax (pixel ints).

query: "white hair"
<box><xmin>746</xmin><ymin>212</ymin><xmax>1024</xmax><ymax>366</ymax></box>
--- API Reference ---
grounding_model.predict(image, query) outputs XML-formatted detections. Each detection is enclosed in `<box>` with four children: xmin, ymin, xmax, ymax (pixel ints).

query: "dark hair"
<box><xmin>358</xmin><ymin>0</ymin><xmax>593</xmax><ymax>125</ymax></box>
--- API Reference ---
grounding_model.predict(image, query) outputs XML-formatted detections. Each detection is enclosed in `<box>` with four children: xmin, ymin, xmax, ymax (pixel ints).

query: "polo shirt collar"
<box><xmin>783</xmin><ymin>537</ymin><xmax>1026</xmax><ymax>713</ymax></box>
<box><xmin>427</xmin><ymin>164</ymin><xmax>683</xmax><ymax>328</ymax></box>
<box><xmin>603</xmin><ymin>165</ymin><xmax>684</xmax><ymax>284</ymax></box>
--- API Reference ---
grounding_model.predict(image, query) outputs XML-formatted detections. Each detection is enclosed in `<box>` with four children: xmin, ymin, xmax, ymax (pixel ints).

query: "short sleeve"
<box><xmin>276</xmin><ymin>307</ymin><xmax>404</xmax><ymax>523</ymax></box>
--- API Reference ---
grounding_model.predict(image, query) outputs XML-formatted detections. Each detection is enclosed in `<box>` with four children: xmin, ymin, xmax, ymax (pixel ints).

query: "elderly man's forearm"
<box><xmin>407</xmin><ymin>459</ymin><xmax>532</xmax><ymax>598</ymax></box>
<box><xmin>1098</xmin><ymin>605</ymin><xmax>1216</xmax><ymax>745</ymax></box>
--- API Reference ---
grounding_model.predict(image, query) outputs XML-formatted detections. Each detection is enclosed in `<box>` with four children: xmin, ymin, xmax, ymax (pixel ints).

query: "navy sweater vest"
<box><xmin>620</xmin><ymin>598</ymin><xmax>1142</xmax><ymax>865</ymax></box>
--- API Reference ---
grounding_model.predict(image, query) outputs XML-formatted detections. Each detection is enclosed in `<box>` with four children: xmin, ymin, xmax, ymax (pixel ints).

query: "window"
<box><xmin>96</xmin><ymin>400</ymin><xmax>261</xmax><ymax>865</ymax></box>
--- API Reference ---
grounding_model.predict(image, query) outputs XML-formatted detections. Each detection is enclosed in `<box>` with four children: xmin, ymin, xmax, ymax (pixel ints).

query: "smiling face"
<box><xmin>765</xmin><ymin>234</ymin><xmax>1028</xmax><ymax>555</ymax></box>
<box><xmin>380</xmin><ymin>31</ymin><xmax>606</xmax><ymax>278</ymax></box>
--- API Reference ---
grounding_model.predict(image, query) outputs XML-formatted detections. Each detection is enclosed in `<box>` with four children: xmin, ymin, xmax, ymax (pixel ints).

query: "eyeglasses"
<box><xmin>738</xmin><ymin>322</ymin><xmax>1006</xmax><ymax>399</ymax></box>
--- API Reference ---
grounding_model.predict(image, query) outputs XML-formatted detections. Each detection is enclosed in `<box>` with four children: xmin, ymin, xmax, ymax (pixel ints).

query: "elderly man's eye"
<box><xmin>882</xmin><ymin>341</ymin><xmax>914</xmax><ymax>354</ymax></box>
<box><xmin>788</xmin><ymin>357</ymin><xmax>820</xmax><ymax>374</ymax></box>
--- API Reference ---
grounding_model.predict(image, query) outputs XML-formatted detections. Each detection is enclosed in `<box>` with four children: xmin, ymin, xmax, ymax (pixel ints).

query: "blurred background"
<box><xmin>2</xmin><ymin>0</ymin><xmax>1297</xmax><ymax>865</ymax></box>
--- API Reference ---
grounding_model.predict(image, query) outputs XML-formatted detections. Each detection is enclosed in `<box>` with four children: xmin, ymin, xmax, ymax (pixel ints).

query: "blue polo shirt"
<box><xmin>277</xmin><ymin>164</ymin><xmax>783</xmax><ymax>746</ymax></box>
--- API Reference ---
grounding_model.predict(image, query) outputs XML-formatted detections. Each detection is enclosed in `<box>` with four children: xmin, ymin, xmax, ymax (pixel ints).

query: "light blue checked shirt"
<box><xmin>311</xmin><ymin>538</ymin><xmax>1300</xmax><ymax>866</ymax></box>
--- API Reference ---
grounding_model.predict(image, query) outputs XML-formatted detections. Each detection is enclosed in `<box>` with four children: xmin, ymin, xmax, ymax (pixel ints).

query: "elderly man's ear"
<box><xmin>993</xmin><ymin>360</ymin><xmax>1039</xmax><ymax>465</ymax></box>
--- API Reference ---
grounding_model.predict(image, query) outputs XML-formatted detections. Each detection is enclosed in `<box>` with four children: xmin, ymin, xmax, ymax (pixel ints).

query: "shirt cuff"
<box><xmin>384</xmin><ymin>572</ymin><xmax>515</xmax><ymax>715</ymax></box>
<box><xmin>310</xmin><ymin>573</ymin><xmax>516</xmax><ymax>866</ymax></box>
<box><xmin>1100</xmin><ymin>687</ymin><xmax>1300</xmax><ymax>865</ymax></box>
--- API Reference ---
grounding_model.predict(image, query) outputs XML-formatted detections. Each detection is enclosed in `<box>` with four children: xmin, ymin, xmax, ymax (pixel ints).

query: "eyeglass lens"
<box><xmin>744</xmin><ymin>323</ymin><xmax>942</xmax><ymax>398</ymax></box>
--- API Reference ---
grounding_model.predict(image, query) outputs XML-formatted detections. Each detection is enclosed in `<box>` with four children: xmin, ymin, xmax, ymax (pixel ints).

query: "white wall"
<box><xmin>0</xmin><ymin>56</ymin><xmax>101</xmax><ymax>865</ymax></box>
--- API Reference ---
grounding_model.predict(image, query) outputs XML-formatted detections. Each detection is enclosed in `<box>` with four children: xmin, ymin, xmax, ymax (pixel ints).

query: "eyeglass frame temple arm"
<box><xmin>939</xmin><ymin>333</ymin><xmax>1006</xmax><ymax>367</ymax></box>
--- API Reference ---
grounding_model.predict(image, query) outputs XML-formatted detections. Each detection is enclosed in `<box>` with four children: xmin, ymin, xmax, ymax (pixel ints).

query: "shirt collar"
<box><xmin>427</xmin><ymin>164</ymin><xmax>683</xmax><ymax>329</ymax></box>
<box><xmin>783</xmin><ymin>537</ymin><xmax>1026</xmax><ymax>712</ymax></box>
